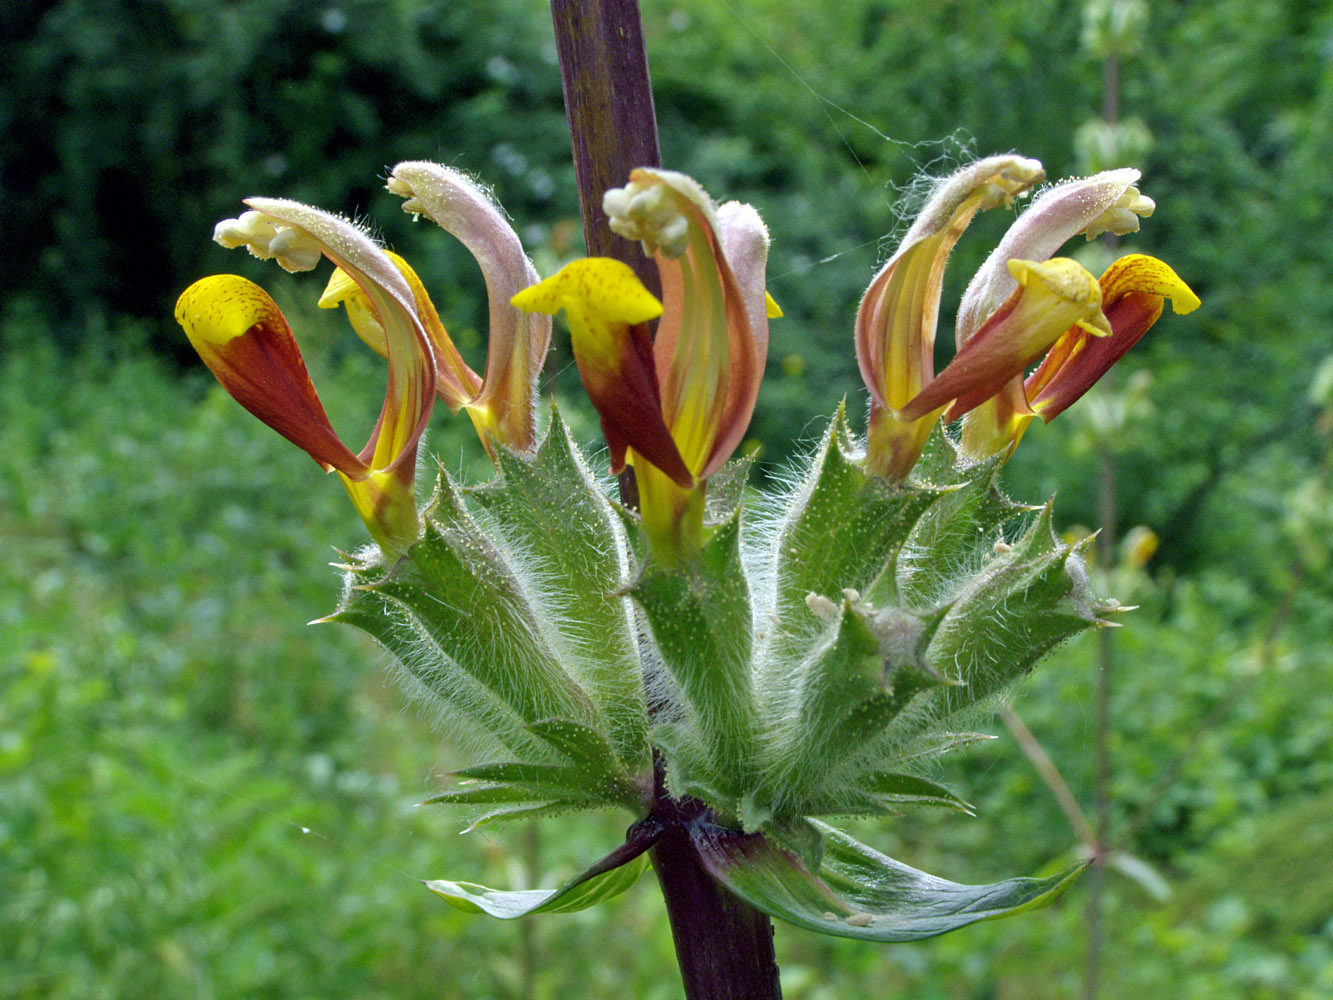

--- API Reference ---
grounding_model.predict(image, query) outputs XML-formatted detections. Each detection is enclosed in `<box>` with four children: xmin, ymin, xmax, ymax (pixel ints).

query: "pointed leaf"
<box><xmin>331</xmin><ymin>576</ymin><xmax>547</xmax><ymax>762</ymax></box>
<box><xmin>764</xmin><ymin>601</ymin><xmax>945</xmax><ymax>810</ymax></box>
<box><xmin>423</xmin><ymin>783</ymin><xmax>582</xmax><ymax>807</ymax></box>
<box><xmin>427</xmin><ymin>757</ymin><xmax>640</xmax><ymax>810</ymax></box>
<box><xmin>425</xmin><ymin>822</ymin><xmax>661</xmax><ymax>917</ymax></box>
<box><xmin>366</xmin><ymin>472</ymin><xmax>597</xmax><ymax>727</ymax></box>
<box><xmin>914</xmin><ymin>505</ymin><xmax>1102</xmax><ymax>733</ymax></box>
<box><xmin>632</xmin><ymin>512</ymin><xmax>756</xmax><ymax>791</ymax></box>
<box><xmin>892</xmin><ymin>436</ymin><xmax>1023</xmax><ymax>606</ymax></box>
<box><xmin>770</xmin><ymin>411</ymin><xmax>942</xmax><ymax>658</ymax></box>
<box><xmin>471</xmin><ymin>414</ymin><xmax>649</xmax><ymax>768</ymax></box>
<box><xmin>525</xmin><ymin>718</ymin><xmax>645</xmax><ymax>808</ymax></box>
<box><xmin>458</xmin><ymin>800</ymin><xmax>596</xmax><ymax>832</ymax></box>
<box><xmin>692</xmin><ymin>820</ymin><xmax>1085</xmax><ymax>942</ymax></box>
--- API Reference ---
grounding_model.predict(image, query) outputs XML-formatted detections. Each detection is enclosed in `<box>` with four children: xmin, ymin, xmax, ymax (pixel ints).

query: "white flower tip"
<box><xmin>1082</xmin><ymin>184</ymin><xmax>1156</xmax><ymax>240</ymax></box>
<box><xmin>268</xmin><ymin>227</ymin><xmax>322</xmax><ymax>273</ymax></box>
<box><xmin>987</xmin><ymin>156</ymin><xmax>1046</xmax><ymax>208</ymax></box>
<box><xmin>211</xmin><ymin>209</ymin><xmax>321</xmax><ymax>272</ymax></box>
<box><xmin>604</xmin><ymin>177</ymin><xmax>691</xmax><ymax>259</ymax></box>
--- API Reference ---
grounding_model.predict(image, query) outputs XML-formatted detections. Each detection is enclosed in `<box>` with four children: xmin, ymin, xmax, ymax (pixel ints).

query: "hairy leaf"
<box><xmin>693</xmin><ymin>819</ymin><xmax>1084</xmax><ymax>942</ymax></box>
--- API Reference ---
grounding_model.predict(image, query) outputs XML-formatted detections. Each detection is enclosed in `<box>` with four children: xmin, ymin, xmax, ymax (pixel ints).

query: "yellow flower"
<box><xmin>514</xmin><ymin>169</ymin><xmax>774</xmax><ymax>560</ymax></box>
<box><xmin>175</xmin><ymin>163</ymin><xmax>553</xmax><ymax>556</ymax></box>
<box><xmin>855</xmin><ymin>155</ymin><xmax>1045</xmax><ymax>479</ymax></box>
<box><xmin>176</xmin><ymin>199</ymin><xmax>435</xmax><ymax>557</ymax></box>
<box><xmin>858</xmin><ymin>163</ymin><xmax>1197</xmax><ymax>471</ymax></box>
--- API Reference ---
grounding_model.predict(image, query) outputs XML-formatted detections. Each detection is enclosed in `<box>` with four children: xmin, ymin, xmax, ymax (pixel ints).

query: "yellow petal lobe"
<box><xmin>512</xmin><ymin>258</ymin><xmax>663</xmax><ymax>327</ymax></box>
<box><xmin>176</xmin><ymin>274</ymin><xmax>284</xmax><ymax>349</ymax></box>
<box><xmin>1100</xmin><ymin>254</ymin><xmax>1201</xmax><ymax>314</ymax></box>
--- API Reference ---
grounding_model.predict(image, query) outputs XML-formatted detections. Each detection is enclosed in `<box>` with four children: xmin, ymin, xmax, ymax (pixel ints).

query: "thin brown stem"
<box><xmin>1000</xmin><ymin>706</ymin><xmax>1096</xmax><ymax>848</ymax></box>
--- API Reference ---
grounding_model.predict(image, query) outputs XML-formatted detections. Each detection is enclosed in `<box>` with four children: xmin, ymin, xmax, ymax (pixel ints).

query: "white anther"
<box><xmin>604</xmin><ymin>178</ymin><xmax>692</xmax><ymax>259</ymax></box>
<box><xmin>602</xmin><ymin>187</ymin><xmax>631</xmax><ymax>219</ymax></box>
<box><xmin>984</xmin><ymin>157</ymin><xmax>1046</xmax><ymax>209</ymax></box>
<box><xmin>267</xmin><ymin>226</ymin><xmax>322</xmax><ymax>273</ymax></box>
<box><xmin>212</xmin><ymin>210</ymin><xmax>322</xmax><ymax>273</ymax></box>
<box><xmin>213</xmin><ymin>210</ymin><xmax>279</xmax><ymax>251</ymax></box>
<box><xmin>1083</xmin><ymin>185</ymin><xmax>1156</xmax><ymax>240</ymax></box>
<box><xmin>385</xmin><ymin>173</ymin><xmax>424</xmax><ymax>219</ymax></box>
<box><xmin>842</xmin><ymin>588</ymin><xmax>861</xmax><ymax>602</ymax></box>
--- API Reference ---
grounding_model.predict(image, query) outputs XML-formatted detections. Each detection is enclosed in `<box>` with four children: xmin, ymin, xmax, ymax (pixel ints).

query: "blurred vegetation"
<box><xmin>2</xmin><ymin>0</ymin><xmax>1332</xmax><ymax>997</ymax></box>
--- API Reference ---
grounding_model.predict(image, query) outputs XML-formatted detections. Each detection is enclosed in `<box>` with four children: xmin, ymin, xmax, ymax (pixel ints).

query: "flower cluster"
<box><xmin>856</xmin><ymin>158</ymin><xmax>1199</xmax><ymax>477</ymax></box>
<box><xmin>173</xmin><ymin>154</ymin><xmax>1200</xmax><ymax>941</ymax></box>
<box><xmin>175</xmin><ymin>163</ymin><xmax>550</xmax><ymax>557</ymax></box>
<box><xmin>176</xmin><ymin>156</ymin><xmax>1196</xmax><ymax>563</ymax></box>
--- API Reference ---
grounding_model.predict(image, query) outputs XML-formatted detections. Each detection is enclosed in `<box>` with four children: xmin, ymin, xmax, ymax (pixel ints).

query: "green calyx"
<box><xmin>331</xmin><ymin>403</ymin><xmax>1114</xmax><ymax>939</ymax></box>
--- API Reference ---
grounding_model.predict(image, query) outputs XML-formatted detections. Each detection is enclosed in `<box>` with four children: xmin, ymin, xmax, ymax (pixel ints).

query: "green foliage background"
<box><xmin>3</xmin><ymin>0</ymin><xmax>1332</xmax><ymax>997</ymax></box>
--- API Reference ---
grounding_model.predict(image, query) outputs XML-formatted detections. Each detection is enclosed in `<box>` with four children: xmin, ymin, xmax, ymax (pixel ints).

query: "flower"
<box><xmin>898</xmin><ymin>256</ymin><xmax>1113</xmax><ymax>427</ymax></box>
<box><xmin>855</xmin><ymin>156</ymin><xmax>1046</xmax><ymax>479</ymax></box>
<box><xmin>513</xmin><ymin>168</ymin><xmax>774</xmax><ymax>560</ymax></box>
<box><xmin>174</xmin><ymin>164</ymin><xmax>551</xmax><ymax>557</ymax></box>
<box><xmin>941</xmin><ymin>253</ymin><xmax>1199</xmax><ymax>453</ymax></box>
<box><xmin>1022</xmin><ymin>253</ymin><xmax>1201</xmax><ymax>421</ymax></box>
<box><xmin>384</xmin><ymin>162</ymin><xmax>551</xmax><ymax>454</ymax></box>
<box><xmin>947</xmin><ymin>169</ymin><xmax>1168</xmax><ymax>459</ymax></box>
<box><xmin>859</xmin><ymin>164</ymin><xmax>1198</xmax><ymax>471</ymax></box>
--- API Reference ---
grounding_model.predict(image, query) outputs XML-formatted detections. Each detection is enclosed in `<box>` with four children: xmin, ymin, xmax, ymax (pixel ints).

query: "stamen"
<box><xmin>1082</xmin><ymin>185</ymin><xmax>1155</xmax><ymax>240</ymax></box>
<box><xmin>604</xmin><ymin>178</ymin><xmax>691</xmax><ymax>259</ymax></box>
<box><xmin>981</xmin><ymin>157</ymin><xmax>1046</xmax><ymax>210</ymax></box>
<box><xmin>385</xmin><ymin>174</ymin><xmax>422</xmax><ymax>218</ymax></box>
<box><xmin>213</xmin><ymin>210</ymin><xmax>322</xmax><ymax>272</ymax></box>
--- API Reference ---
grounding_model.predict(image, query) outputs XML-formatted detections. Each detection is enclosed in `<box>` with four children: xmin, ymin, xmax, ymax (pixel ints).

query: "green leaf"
<box><xmin>703</xmin><ymin>453</ymin><xmax>754</xmax><ymax>525</ymax></box>
<box><xmin>911</xmin><ymin>504</ymin><xmax>1103</xmax><ymax>734</ymax></box>
<box><xmin>471</xmin><ymin>413</ymin><xmax>649</xmax><ymax>769</ymax></box>
<box><xmin>692</xmin><ymin>819</ymin><xmax>1085</xmax><ymax>942</ymax></box>
<box><xmin>526</xmin><ymin>718</ymin><xmax>623</xmax><ymax>774</ymax></box>
<box><xmin>456</xmin><ymin>800</ymin><xmax>596</xmax><ymax>832</ymax></box>
<box><xmin>891</xmin><ymin>431</ymin><xmax>1022</xmax><ymax>607</ymax></box>
<box><xmin>525</xmin><ymin>718</ymin><xmax>644</xmax><ymax>807</ymax></box>
<box><xmin>425</xmin><ymin>822</ymin><xmax>661</xmax><ymax>917</ymax></box>
<box><xmin>632</xmin><ymin>512</ymin><xmax>756</xmax><ymax>792</ymax></box>
<box><xmin>351</xmin><ymin>472</ymin><xmax>597</xmax><ymax>728</ymax></box>
<box><xmin>329</xmin><ymin>582</ymin><xmax>547</xmax><ymax>761</ymax></box>
<box><xmin>422</xmin><ymin>783</ymin><xmax>583</xmax><ymax>807</ymax></box>
<box><xmin>768</xmin><ymin>410</ymin><xmax>942</xmax><ymax>669</ymax></box>
<box><xmin>802</xmin><ymin>771</ymin><xmax>974</xmax><ymax>817</ymax></box>
<box><xmin>763</xmin><ymin>600</ymin><xmax>946</xmax><ymax>809</ymax></box>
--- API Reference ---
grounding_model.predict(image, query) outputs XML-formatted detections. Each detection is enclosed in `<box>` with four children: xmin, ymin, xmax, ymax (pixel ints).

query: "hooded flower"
<box><xmin>174</xmin><ymin>164</ymin><xmax>551</xmax><ymax>557</ymax></box>
<box><xmin>944</xmin><ymin>169</ymin><xmax>1171</xmax><ymax>459</ymax></box>
<box><xmin>1013</xmin><ymin>252</ymin><xmax>1200</xmax><ymax>427</ymax></box>
<box><xmin>860</xmin><ymin>164</ymin><xmax>1197</xmax><ymax>471</ymax></box>
<box><xmin>854</xmin><ymin>155</ymin><xmax>1046</xmax><ymax>479</ymax></box>
<box><xmin>176</xmin><ymin>200</ymin><xmax>436</xmax><ymax>557</ymax></box>
<box><xmin>513</xmin><ymin>168</ymin><xmax>774</xmax><ymax>559</ymax></box>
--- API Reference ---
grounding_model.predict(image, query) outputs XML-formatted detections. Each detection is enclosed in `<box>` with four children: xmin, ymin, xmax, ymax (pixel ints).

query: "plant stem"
<box><xmin>549</xmin><ymin>0</ymin><xmax>662</xmax><ymax>298</ymax></box>
<box><xmin>648</xmin><ymin>792</ymin><xmax>783</xmax><ymax>1000</ymax></box>
<box><xmin>548</xmin><ymin>4</ymin><xmax>783</xmax><ymax>997</ymax></box>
